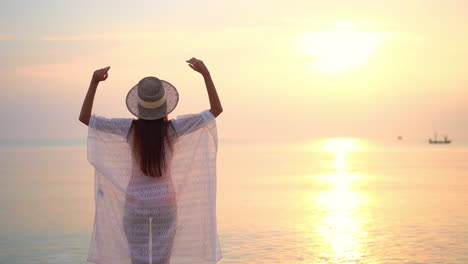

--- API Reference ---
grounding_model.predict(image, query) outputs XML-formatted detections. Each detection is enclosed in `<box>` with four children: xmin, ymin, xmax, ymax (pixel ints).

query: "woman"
<box><xmin>79</xmin><ymin>58</ymin><xmax>223</xmax><ymax>264</ymax></box>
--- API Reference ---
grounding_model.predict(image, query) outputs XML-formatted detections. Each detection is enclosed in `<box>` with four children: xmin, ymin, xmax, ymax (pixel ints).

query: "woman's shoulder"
<box><xmin>168</xmin><ymin>109</ymin><xmax>214</xmax><ymax>138</ymax></box>
<box><xmin>90</xmin><ymin>114</ymin><xmax>134</xmax><ymax>138</ymax></box>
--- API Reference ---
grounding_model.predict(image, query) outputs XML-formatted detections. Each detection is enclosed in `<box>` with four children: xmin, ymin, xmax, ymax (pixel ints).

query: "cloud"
<box><xmin>16</xmin><ymin>63</ymin><xmax>71</xmax><ymax>79</ymax></box>
<box><xmin>41</xmin><ymin>32</ymin><xmax>158</xmax><ymax>41</ymax></box>
<box><xmin>15</xmin><ymin>55</ymin><xmax>96</xmax><ymax>79</ymax></box>
<box><xmin>0</xmin><ymin>34</ymin><xmax>13</xmax><ymax>40</ymax></box>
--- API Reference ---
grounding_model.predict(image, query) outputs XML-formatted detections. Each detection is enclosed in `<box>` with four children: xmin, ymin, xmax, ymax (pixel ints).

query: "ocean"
<box><xmin>0</xmin><ymin>138</ymin><xmax>467</xmax><ymax>263</ymax></box>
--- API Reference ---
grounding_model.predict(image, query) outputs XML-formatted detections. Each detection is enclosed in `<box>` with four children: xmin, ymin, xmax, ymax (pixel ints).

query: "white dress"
<box><xmin>86</xmin><ymin>109</ymin><xmax>222</xmax><ymax>264</ymax></box>
<box><xmin>122</xmin><ymin>130</ymin><xmax>178</xmax><ymax>264</ymax></box>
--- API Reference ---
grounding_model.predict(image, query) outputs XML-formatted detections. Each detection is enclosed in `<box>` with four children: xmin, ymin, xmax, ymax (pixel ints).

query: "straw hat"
<box><xmin>126</xmin><ymin>76</ymin><xmax>179</xmax><ymax>120</ymax></box>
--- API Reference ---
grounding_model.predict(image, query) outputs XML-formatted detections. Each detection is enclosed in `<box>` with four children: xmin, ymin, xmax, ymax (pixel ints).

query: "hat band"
<box><xmin>137</xmin><ymin>92</ymin><xmax>167</xmax><ymax>109</ymax></box>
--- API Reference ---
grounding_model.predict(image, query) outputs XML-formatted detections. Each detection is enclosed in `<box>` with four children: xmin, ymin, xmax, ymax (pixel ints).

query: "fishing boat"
<box><xmin>428</xmin><ymin>133</ymin><xmax>451</xmax><ymax>144</ymax></box>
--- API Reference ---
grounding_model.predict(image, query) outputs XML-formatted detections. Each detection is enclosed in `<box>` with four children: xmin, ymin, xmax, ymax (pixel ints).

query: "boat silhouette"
<box><xmin>428</xmin><ymin>133</ymin><xmax>451</xmax><ymax>144</ymax></box>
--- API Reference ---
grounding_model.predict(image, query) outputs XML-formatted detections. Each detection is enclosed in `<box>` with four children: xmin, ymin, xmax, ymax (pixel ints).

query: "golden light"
<box><xmin>316</xmin><ymin>138</ymin><xmax>362</xmax><ymax>187</ymax></box>
<box><xmin>313</xmin><ymin>137</ymin><xmax>367</xmax><ymax>262</ymax></box>
<box><xmin>316</xmin><ymin>189</ymin><xmax>364</xmax><ymax>261</ymax></box>
<box><xmin>322</xmin><ymin>138</ymin><xmax>359</xmax><ymax>154</ymax></box>
<box><xmin>301</xmin><ymin>21</ymin><xmax>386</xmax><ymax>74</ymax></box>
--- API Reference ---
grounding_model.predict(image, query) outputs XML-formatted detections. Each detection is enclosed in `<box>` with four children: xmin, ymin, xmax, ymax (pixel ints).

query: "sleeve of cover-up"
<box><xmin>87</xmin><ymin>114</ymin><xmax>133</xmax><ymax>172</ymax></box>
<box><xmin>170</xmin><ymin>109</ymin><xmax>215</xmax><ymax>139</ymax></box>
<box><xmin>88</xmin><ymin>114</ymin><xmax>133</xmax><ymax>138</ymax></box>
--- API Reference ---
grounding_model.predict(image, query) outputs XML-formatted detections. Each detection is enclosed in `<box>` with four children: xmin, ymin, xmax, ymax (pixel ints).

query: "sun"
<box><xmin>301</xmin><ymin>21</ymin><xmax>385</xmax><ymax>74</ymax></box>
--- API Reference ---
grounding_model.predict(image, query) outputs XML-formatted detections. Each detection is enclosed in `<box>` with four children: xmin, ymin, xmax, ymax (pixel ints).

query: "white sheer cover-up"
<box><xmin>86</xmin><ymin>109</ymin><xmax>222</xmax><ymax>264</ymax></box>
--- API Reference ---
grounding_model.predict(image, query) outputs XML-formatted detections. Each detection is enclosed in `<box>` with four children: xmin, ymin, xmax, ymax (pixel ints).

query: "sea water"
<box><xmin>0</xmin><ymin>138</ymin><xmax>467</xmax><ymax>263</ymax></box>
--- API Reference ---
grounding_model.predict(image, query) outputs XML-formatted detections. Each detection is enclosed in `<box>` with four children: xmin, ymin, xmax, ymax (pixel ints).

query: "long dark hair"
<box><xmin>127</xmin><ymin>116</ymin><xmax>175</xmax><ymax>178</ymax></box>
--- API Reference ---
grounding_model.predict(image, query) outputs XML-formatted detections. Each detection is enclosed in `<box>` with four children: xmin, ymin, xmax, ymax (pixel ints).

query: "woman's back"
<box><xmin>124</xmin><ymin>124</ymin><xmax>177</xmax><ymax>216</ymax></box>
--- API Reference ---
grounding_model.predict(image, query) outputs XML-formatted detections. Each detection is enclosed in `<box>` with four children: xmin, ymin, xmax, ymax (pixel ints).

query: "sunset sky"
<box><xmin>1</xmin><ymin>0</ymin><xmax>467</xmax><ymax>144</ymax></box>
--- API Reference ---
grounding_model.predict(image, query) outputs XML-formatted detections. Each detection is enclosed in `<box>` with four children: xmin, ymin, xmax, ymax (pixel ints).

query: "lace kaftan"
<box><xmin>86</xmin><ymin>109</ymin><xmax>222</xmax><ymax>264</ymax></box>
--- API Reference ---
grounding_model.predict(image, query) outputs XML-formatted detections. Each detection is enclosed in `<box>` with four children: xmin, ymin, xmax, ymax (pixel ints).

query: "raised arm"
<box><xmin>79</xmin><ymin>66</ymin><xmax>111</xmax><ymax>126</ymax></box>
<box><xmin>186</xmin><ymin>57</ymin><xmax>223</xmax><ymax>117</ymax></box>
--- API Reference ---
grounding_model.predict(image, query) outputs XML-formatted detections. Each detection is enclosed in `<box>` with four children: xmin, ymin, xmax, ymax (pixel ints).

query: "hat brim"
<box><xmin>126</xmin><ymin>80</ymin><xmax>179</xmax><ymax>120</ymax></box>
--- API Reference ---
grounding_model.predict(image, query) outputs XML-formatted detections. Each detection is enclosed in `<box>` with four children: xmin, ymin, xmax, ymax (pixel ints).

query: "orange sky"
<box><xmin>1</xmin><ymin>0</ymin><xmax>467</xmax><ymax>144</ymax></box>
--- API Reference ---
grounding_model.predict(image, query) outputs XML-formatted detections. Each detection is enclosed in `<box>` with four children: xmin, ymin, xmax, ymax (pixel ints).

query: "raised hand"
<box><xmin>92</xmin><ymin>66</ymin><xmax>111</xmax><ymax>84</ymax></box>
<box><xmin>186</xmin><ymin>57</ymin><xmax>210</xmax><ymax>77</ymax></box>
<box><xmin>186</xmin><ymin>57</ymin><xmax>222</xmax><ymax>117</ymax></box>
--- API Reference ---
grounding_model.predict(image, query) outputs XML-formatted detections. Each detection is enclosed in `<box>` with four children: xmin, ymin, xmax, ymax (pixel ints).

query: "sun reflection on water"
<box><xmin>315</xmin><ymin>138</ymin><xmax>366</xmax><ymax>263</ymax></box>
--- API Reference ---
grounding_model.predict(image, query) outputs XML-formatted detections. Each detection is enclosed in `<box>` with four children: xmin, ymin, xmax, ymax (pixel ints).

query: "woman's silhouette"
<box><xmin>79</xmin><ymin>58</ymin><xmax>223</xmax><ymax>264</ymax></box>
